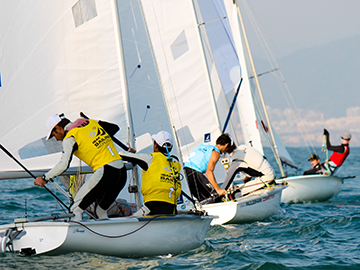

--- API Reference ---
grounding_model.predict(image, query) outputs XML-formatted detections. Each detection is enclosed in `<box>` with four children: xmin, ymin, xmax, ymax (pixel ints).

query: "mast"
<box><xmin>113</xmin><ymin>0</ymin><xmax>141</xmax><ymax>207</ymax></box>
<box><xmin>235</xmin><ymin>0</ymin><xmax>285</xmax><ymax>177</ymax></box>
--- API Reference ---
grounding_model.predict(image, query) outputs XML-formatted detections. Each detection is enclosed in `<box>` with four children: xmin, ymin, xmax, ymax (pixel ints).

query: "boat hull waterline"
<box><xmin>277</xmin><ymin>175</ymin><xmax>343</xmax><ymax>203</ymax></box>
<box><xmin>0</xmin><ymin>214</ymin><xmax>213</xmax><ymax>257</ymax></box>
<box><xmin>202</xmin><ymin>185</ymin><xmax>286</xmax><ymax>225</ymax></box>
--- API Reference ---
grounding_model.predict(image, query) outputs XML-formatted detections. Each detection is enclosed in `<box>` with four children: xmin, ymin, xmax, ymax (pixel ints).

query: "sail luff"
<box><xmin>192</xmin><ymin>0</ymin><xmax>241</xmax><ymax>147</ymax></box>
<box><xmin>221</xmin><ymin>0</ymin><xmax>264</xmax><ymax>154</ymax></box>
<box><xmin>234</xmin><ymin>0</ymin><xmax>285</xmax><ymax>176</ymax></box>
<box><xmin>112</xmin><ymin>0</ymin><xmax>142</xmax><ymax>207</ymax></box>
<box><xmin>139</xmin><ymin>0</ymin><xmax>223</xmax><ymax>161</ymax></box>
<box><xmin>191</xmin><ymin>0</ymin><xmax>224</xmax><ymax>134</ymax></box>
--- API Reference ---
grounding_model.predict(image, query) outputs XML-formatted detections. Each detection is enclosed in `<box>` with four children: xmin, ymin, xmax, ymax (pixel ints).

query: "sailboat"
<box><xmin>0</xmin><ymin>0</ymin><xmax>213</xmax><ymax>257</ymax></box>
<box><xmin>223</xmin><ymin>0</ymin><xmax>344</xmax><ymax>204</ymax></box>
<box><xmin>139</xmin><ymin>0</ymin><xmax>287</xmax><ymax>225</ymax></box>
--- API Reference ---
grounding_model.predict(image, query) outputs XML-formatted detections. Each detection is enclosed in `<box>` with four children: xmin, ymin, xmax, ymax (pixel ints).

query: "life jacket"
<box><xmin>184</xmin><ymin>144</ymin><xmax>220</xmax><ymax>173</ymax></box>
<box><xmin>64</xmin><ymin>118</ymin><xmax>121</xmax><ymax>171</ymax></box>
<box><xmin>329</xmin><ymin>145</ymin><xmax>350</xmax><ymax>166</ymax></box>
<box><xmin>141</xmin><ymin>152</ymin><xmax>181</xmax><ymax>204</ymax></box>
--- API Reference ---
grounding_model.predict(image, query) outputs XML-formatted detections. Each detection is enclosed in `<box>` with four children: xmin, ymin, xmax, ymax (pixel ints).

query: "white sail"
<box><xmin>0</xmin><ymin>0</ymin><xmax>213</xmax><ymax>257</ymax></box>
<box><xmin>138</xmin><ymin>0</ymin><xmax>286</xmax><ymax>226</ymax></box>
<box><xmin>223</xmin><ymin>1</ymin><xmax>345</xmax><ymax>205</ymax></box>
<box><xmin>221</xmin><ymin>0</ymin><xmax>264</xmax><ymax>154</ymax></box>
<box><xmin>0</xmin><ymin>0</ymin><xmax>178</xmax><ymax>178</ymax></box>
<box><xmin>140</xmin><ymin>0</ymin><xmax>223</xmax><ymax>161</ymax></box>
<box><xmin>273</xmin><ymin>130</ymin><xmax>298</xmax><ymax>169</ymax></box>
<box><xmin>0</xmin><ymin>0</ymin><xmax>129</xmax><ymax>176</ymax></box>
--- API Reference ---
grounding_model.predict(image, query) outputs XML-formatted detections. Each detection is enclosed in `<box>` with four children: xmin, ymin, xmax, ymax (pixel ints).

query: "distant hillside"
<box><xmin>252</xmin><ymin>35</ymin><xmax>360</xmax><ymax>119</ymax></box>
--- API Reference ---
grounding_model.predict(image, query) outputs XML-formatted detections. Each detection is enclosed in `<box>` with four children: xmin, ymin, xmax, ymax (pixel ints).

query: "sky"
<box><xmin>237</xmin><ymin>0</ymin><xmax>360</xmax><ymax>147</ymax></box>
<box><xmin>240</xmin><ymin>0</ymin><xmax>360</xmax><ymax>56</ymax></box>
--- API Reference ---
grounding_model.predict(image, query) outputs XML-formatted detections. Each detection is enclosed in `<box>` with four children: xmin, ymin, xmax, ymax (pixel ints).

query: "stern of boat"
<box><xmin>0</xmin><ymin>219</ymin><xmax>69</xmax><ymax>255</ymax></box>
<box><xmin>278</xmin><ymin>175</ymin><xmax>343</xmax><ymax>203</ymax></box>
<box><xmin>202</xmin><ymin>185</ymin><xmax>285</xmax><ymax>225</ymax></box>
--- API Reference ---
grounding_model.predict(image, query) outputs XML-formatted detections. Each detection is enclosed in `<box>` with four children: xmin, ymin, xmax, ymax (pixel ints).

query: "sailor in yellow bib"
<box><xmin>64</xmin><ymin>118</ymin><xmax>120</xmax><ymax>171</ymax></box>
<box><xmin>141</xmin><ymin>131</ymin><xmax>181</xmax><ymax>215</ymax></box>
<box><xmin>34</xmin><ymin>113</ymin><xmax>127</xmax><ymax>221</ymax></box>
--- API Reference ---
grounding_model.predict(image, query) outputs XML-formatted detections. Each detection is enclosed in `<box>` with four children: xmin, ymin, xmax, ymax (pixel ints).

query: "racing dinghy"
<box><xmin>0</xmin><ymin>213</ymin><xmax>212</xmax><ymax>257</ymax></box>
<box><xmin>0</xmin><ymin>0</ymin><xmax>213</xmax><ymax>257</ymax></box>
<box><xmin>220</xmin><ymin>0</ymin><xmax>348</xmax><ymax>204</ymax></box>
<box><xmin>138</xmin><ymin>0</ymin><xmax>287</xmax><ymax>225</ymax></box>
<box><xmin>201</xmin><ymin>184</ymin><xmax>286</xmax><ymax>225</ymax></box>
<box><xmin>277</xmin><ymin>175</ymin><xmax>343</xmax><ymax>203</ymax></box>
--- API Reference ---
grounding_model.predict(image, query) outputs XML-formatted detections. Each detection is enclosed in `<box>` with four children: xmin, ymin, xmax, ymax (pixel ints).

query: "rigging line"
<box><xmin>249</xmin><ymin>68</ymin><xmax>280</xmax><ymax>79</ymax></box>
<box><xmin>69</xmin><ymin>215</ymin><xmax>161</xmax><ymax>238</ymax></box>
<box><xmin>244</xmin><ymin>3</ymin><xmax>305</xmax><ymax>158</ymax></box>
<box><xmin>136</xmin><ymin>1</ymin><xmax>172</xmax><ymax>130</ymax></box>
<box><xmin>164</xmin><ymin>145</ymin><xmax>180</xmax><ymax>211</ymax></box>
<box><xmin>200</xmin><ymin>0</ymin><xmax>245</xmax><ymax>137</ymax></box>
<box><xmin>197</xmin><ymin>0</ymin><xmax>239</xmax><ymax>89</ymax></box>
<box><xmin>198</xmin><ymin>16</ymin><xmax>226</xmax><ymax>26</ymax></box>
<box><xmin>243</xmin><ymin>1</ymin><xmax>315</xmax><ymax>154</ymax></box>
<box><xmin>136</xmin><ymin>2</ymin><xmax>186</xmax><ymax>205</ymax></box>
<box><xmin>143</xmin><ymin>1</ymin><xmax>193</xmax><ymax>158</ymax></box>
<box><xmin>214</xmin><ymin>0</ymin><xmax>239</xmax><ymax>62</ymax></box>
<box><xmin>192</xmin><ymin>0</ymin><xmax>226</xmax><ymax>136</ymax></box>
<box><xmin>0</xmin><ymin>144</ymin><xmax>70</xmax><ymax>212</ymax></box>
<box><xmin>222</xmin><ymin>78</ymin><xmax>243</xmax><ymax>133</ymax></box>
<box><xmin>268</xmin><ymin>69</ymin><xmax>314</xmax><ymax>155</ymax></box>
<box><xmin>172</xmin><ymin>126</ymin><xmax>197</xmax><ymax>208</ymax></box>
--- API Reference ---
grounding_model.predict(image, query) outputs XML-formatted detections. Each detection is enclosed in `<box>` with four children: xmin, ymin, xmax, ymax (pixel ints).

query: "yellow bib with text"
<box><xmin>64</xmin><ymin>119</ymin><xmax>121</xmax><ymax>171</ymax></box>
<box><xmin>141</xmin><ymin>152</ymin><xmax>181</xmax><ymax>205</ymax></box>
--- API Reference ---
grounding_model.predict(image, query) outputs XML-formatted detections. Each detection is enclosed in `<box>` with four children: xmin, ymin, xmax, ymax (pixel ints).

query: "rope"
<box><xmin>68</xmin><ymin>215</ymin><xmax>162</xmax><ymax>238</ymax></box>
<box><xmin>165</xmin><ymin>146</ymin><xmax>180</xmax><ymax>213</ymax></box>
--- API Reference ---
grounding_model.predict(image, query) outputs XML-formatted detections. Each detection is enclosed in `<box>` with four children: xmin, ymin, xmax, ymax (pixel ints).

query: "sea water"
<box><xmin>0</xmin><ymin>147</ymin><xmax>360</xmax><ymax>269</ymax></box>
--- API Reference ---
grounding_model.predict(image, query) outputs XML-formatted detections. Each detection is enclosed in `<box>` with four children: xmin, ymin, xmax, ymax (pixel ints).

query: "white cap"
<box><xmin>151</xmin><ymin>131</ymin><xmax>173</xmax><ymax>148</ymax></box>
<box><xmin>46</xmin><ymin>113</ymin><xmax>65</xmax><ymax>140</ymax></box>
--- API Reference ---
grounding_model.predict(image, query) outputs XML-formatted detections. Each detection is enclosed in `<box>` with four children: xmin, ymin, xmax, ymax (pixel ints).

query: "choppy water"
<box><xmin>1</xmin><ymin>147</ymin><xmax>360</xmax><ymax>269</ymax></box>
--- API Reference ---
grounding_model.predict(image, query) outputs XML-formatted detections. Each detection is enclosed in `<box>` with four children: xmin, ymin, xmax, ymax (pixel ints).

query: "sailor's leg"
<box><xmin>95</xmin><ymin>206</ymin><xmax>108</xmax><ymax>220</ymax></box>
<box><xmin>70</xmin><ymin>166</ymin><xmax>105</xmax><ymax>220</ymax></box>
<box><xmin>185</xmin><ymin>167</ymin><xmax>214</xmax><ymax>201</ymax></box>
<box><xmin>97</xmin><ymin>164</ymin><xmax>127</xmax><ymax>212</ymax></box>
<box><xmin>71</xmin><ymin>206</ymin><xmax>84</xmax><ymax>221</ymax></box>
<box><xmin>221</xmin><ymin>161</ymin><xmax>241</xmax><ymax>190</ymax></box>
<box><xmin>260</xmin><ymin>174</ymin><xmax>275</xmax><ymax>185</ymax></box>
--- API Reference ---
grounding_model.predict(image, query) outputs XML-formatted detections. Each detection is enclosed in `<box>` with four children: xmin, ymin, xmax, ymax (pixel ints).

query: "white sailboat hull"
<box><xmin>202</xmin><ymin>185</ymin><xmax>286</xmax><ymax>225</ymax></box>
<box><xmin>276</xmin><ymin>175</ymin><xmax>343</xmax><ymax>203</ymax></box>
<box><xmin>0</xmin><ymin>214</ymin><xmax>212</xmax><ymax>257</ymax></box>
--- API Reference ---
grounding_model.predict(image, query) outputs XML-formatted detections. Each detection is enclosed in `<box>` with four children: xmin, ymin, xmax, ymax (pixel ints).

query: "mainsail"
<box><xmin>0</xmin><ymin>0</ymin><xmax>179</xmax><ymax>200</ymax></box>
<box><xmin>223</xmin><ymin>0</ymin><xmax>297</xmax><ymax>172</ymax></box>
<box><xmin>193</xmin><ymin>0</ymin><xmax>264</xmax><ymax>154</ymax></box>
<box><xmin>0</xmin><ymin>1</ymin><xmax>127</xmax><ymax>177</ymax></box>
<box><xmin>140</xmin><ymin>0</ymin><xmax>224</xmax><ymax>161</ymax></box>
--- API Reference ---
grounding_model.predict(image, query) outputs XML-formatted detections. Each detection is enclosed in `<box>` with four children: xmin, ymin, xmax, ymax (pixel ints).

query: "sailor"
<box><xmin>221</xmin><ymin>144</ymin><xmax>276</xmax><ymax>193</ymax></box>
<box><xmin>34</xmin><ymin>113</ymin><xmax>127</xmax><ymax>221</ymax></box>
<box><xmin>184</xmin><ymin>133</ymin><xmax>236</xmax><ymax>202</ymax></box>
<box><xmin>141</xmin><ymin>131</ymin><xmax>182</xmax><ymax>215</ymax></box>
<box><xmin>303</xmin><ymin>154</ymin><xmax>325</xmax><ymax>175</ymax></box>
<box><xmin>323</xmin><ymin>129</ymin><xmax>351</xmax><ymax>175</ymax></box>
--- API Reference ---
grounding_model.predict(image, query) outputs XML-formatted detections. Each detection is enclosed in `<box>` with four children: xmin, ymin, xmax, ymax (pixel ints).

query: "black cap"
<box><xmin>308</xmin><ymin>154</ymin><xmax>319</xmax><ymax>161</ymax></box>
